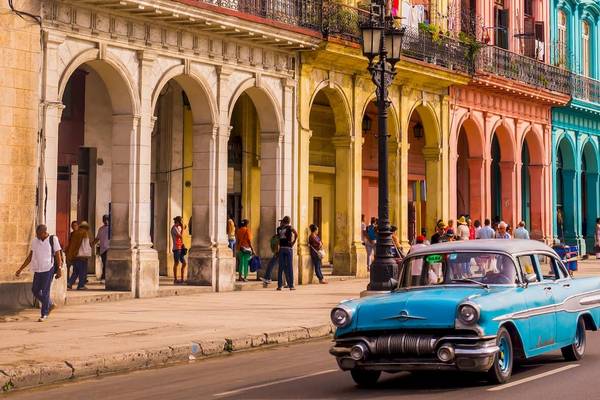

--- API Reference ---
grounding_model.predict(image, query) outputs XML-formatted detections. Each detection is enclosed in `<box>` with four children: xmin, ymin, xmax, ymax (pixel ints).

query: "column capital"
<box><xmin>112</xmin><ymin>113</ymin><xmax>140</xmax><ymax>127</ymax></box>
<box><xmin>193</xmin><ymin>123</ymin><xmax>218</xmax><ymax>136</ymax></box>
<box><xmin>261</xmin><ymin>131</ymin><xmax>282</xmax><ymax>144</ymax></box>
<box><xmin>331</xmin><ymin>135</ymin><xmax>354</xmax><ymax>148</ymax></box>
<box><xmin>422</xmin><ymin>146</ymin><xmax>442</xmax><ymax>161</ymax></box>
<box><xmin>136</xmin><ymin>50</ymin><xmax>157</xmax><ymax>65</ymax></box>
<box><xmin>43</xmin><ymin>30</ymin><xmax>66</xmax><ymax>46</ymax></box>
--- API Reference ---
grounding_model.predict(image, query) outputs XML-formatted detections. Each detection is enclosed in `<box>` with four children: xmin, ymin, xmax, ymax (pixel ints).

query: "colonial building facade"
<box><xmin>1</xmin><ymin>0</ymin><xmax>321</xmax><ymax>308</ymax></box>
<box><xmin>449</xmin><ymin>0</ymin><xmax>571</xmax><ymax>241</ymax></box>
<box><xmin>551</xmin><ymin>0</ymin><xmax>600</xmax><ymax>253</ymax></box>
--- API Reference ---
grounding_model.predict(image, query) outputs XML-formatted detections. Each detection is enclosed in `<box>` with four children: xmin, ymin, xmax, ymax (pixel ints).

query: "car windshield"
<box><xmin>398</xmin><ymin>252</ymin><xmax>519</xmax><ymax>288</ymax></box>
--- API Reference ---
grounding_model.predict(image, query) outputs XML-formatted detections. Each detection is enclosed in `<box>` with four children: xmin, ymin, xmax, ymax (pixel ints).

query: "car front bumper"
<box><xmin>330</xmin><ymin>334</ymin><xmax>499</xmax><ymax>373</ymax></box>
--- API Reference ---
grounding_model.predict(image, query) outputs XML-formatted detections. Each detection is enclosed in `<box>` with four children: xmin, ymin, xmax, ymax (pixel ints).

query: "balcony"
<box><xmin>321</xmin><ymin>2</ymin><xmax>474</xmax><ymax>74</ymax></box>
<box><xmin>477</xmin><ymin>46</ymin><xmax>571</xmax><ymax>95</ymax></box>
<box><xmin>571</xmin><ymin>74</ymin><xmax>600</xmax><ymax>104</ymax></box>
<box><xmin>197</xmin><ymin>0</ymin><xmax>324</xmax><ymax>30</ymax></box>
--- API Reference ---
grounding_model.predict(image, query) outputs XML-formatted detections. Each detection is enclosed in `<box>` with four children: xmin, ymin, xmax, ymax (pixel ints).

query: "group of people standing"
<box><xmin>227</xmin><ymin>215</ymin><xmax>327</xmax><ymax>290</ymax></box>
<box><xmin>430</xmin><ymin>217</ymin><xmax>530</xmax><ymax>245</ymax></box>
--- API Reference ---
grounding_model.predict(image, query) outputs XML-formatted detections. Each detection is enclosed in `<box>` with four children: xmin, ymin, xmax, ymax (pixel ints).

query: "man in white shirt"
<box><xmin>476</xmin><ymin>219</ymin><xmax>495</xmax><ymax>239</ymax></box>
<box><xmin>94</xmin><ymin>215</ymin><xmax>110</xmax><ymax>281</ymax></box>
<box><xmin>15</xmin><ymin>225</ymin><xmax>62</xmax><ymax>322</ymax></box>
<box><xmin>514</xmin><ymin>221</ymin><xmax>530</xmax><ymax>240</ymax></box>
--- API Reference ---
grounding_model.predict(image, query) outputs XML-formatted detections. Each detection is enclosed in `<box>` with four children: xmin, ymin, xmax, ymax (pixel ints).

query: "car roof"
<box><xmin>407</xmin><ymin>239</ymin><xmax>555</xmax><ymax>257</ymax></box>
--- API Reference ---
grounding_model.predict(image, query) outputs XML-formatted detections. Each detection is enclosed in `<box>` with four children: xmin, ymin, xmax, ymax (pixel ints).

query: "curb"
<box><xmin>0</xmin><ymin>324</ymin><xmax>333</xmax><ymax>393</ymax></box>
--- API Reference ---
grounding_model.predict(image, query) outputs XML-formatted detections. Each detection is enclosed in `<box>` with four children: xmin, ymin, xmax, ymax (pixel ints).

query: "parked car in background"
<box><xmin>330</xmin><ymin>240</ymin><xmax>600</xmax><ymax>387</ymax></box>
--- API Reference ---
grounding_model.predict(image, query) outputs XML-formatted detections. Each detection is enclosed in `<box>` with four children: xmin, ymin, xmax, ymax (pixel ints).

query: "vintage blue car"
<box><xmin>330</xmin><ymin>240</ymin><xmax>600</xmax><ymax>386</ymax></box>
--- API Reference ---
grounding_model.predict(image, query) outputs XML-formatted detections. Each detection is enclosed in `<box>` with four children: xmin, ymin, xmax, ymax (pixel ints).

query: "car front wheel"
<box><xmin>350</xmin><ymin>369</ymin><xmax>381</xmax><ymax>388</ymax></box>
<box><xmin>561</xmin><ymin>317</ymin><xmax>586</xmax><ymax>361</ymax></box>
<box><xmin>488</xmin><ymin>327</ymin><xmax>513</xmax><ymax>384</ymax></box>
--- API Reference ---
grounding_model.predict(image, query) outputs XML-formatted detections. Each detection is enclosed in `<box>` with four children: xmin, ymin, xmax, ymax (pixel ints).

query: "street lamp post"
<box><xmin>360</xmin><ymin>1</ymin><xmax>405</xmax><ymax>292</ymax></box>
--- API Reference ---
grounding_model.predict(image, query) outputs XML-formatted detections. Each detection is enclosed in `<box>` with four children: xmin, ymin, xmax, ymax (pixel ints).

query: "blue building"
<box><xmin>551</xmin><ymin>0</ymin><xmax>600</xmax><ymax>253</ymax></box>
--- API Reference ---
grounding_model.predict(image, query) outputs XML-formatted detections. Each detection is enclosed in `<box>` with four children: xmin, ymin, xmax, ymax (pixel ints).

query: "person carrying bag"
<box><xmin>308</xmin><ymin>224</ymin><xmax>327</xmax><ymax>284</ymax></box>
<box><xmin>67</xmin><ymin>221</ymin><xmax>91</xmax><ymax>290</ymax></box>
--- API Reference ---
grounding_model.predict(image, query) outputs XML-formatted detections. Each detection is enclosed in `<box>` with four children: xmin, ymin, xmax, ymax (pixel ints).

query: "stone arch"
<box><xmin>489</xmin><ymin>121</ymin><xmax>517</xmax><ymax>225</ymax></box>
<box><xmin>151</xmin><ymin>65</ymin><xmax>217</xmax><ymax>125</ymax></box>
<box><xmin>359</xmin><ymin>94</ymin><xmax>400</xmax><ymax>141</ymax></box>
<box><xmin>556</xmin><ymin>134</ymin><xmax>577</xmax><ymax>243</ymax></box>
<box><xmin>407</xmin><ymin>100</ymin><xmax>441</xmax><ymax>148</ymax></box>
<box><xmin>581</xmin><ymin>138</ymin><xmax>600</xmax><ymax>251</ymax></box>
<box><xmin>521</xmin><ymin>129</ymin><xmax>546</xmax><ymax>238</ymax></box>
<box><xmin>455</xmin><ymin>116</ymin><xmax>486</xmax><ymax>222</ymax></box>
<box><xmin>228</xmin><ymin>78</ymin><xmax>283</xmax><ymax>135</ymax></box>
<box><xmin>308</xmin><ymin>81</ymin><xmax>353</xmax><ymax>136</ymax></box>
<box><xmin>58</xmin><ymin>48</ymin><xmax>138</xmax><ymax>115</ymax></box>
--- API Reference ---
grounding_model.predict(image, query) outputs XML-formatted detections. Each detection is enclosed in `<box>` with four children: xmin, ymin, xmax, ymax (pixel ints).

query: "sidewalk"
<box><xmin>0</xmin><ymin>279</ymin><xmax>367</xmax><ymax>392</ymax></box>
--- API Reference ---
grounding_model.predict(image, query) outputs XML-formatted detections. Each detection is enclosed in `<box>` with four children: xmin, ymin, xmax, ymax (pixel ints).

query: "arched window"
<box><xmin>582</xmin><ymin>21</ymin><xmax>590</xmax><ymax>76</ymax></box>
<box><xmin>557</xmin><ymin>10</ymin><xmax>568</xmax><ymax>68</ymax></box>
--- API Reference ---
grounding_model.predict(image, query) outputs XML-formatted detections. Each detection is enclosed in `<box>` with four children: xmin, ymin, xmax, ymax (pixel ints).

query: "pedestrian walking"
<box><xmin>446</xmin><ymin>219</ymin><xmax>455</xmax><ymax>237</ymax></box>
<box><xmin>171</xmin><ymin>216</ymin><xmax>187</xmax><ymax>285</ymax></box>
<box><xmin>15</xmin><ymin>225</ymin><xmax>62</xmax><ymax>322</ymax></box>
<box><xmin>261</xmin><ymin>231</ymin><xmax>279</xmax><ymax>286</ymax></box>
<box><xmin>277</xmin><ymin>216</ymin><xmax>297</xmax><ymax>291</ymax></box>
<box><xmin>66</xmin><ymin>221</ymin><xmax>92</xmax><ymax>290</ymax></box>
<box><xmin>365</xmin><ymin>217</ymin><xmax>377</xmax><ymax>269</ymax></box>
<box><xmin>227</xmin><ymin>217</ymin><xmax>236</xmax><ymax>253</ymax></box>
<box><xmin>236</xmin><ymin>219</ymin><xmax>253</xmax><ymax>282</ymax></box>
<box><xmin>65</xmin><ymin>220</ymin><xmax>78</xmax><ymax>281</ymax></box>
<box><xmin>468</xmin><ymin>218</ymin><xmax>476</xmax><ymax>240</ymax></box>
<box><xmin>514</xmin><ymin>221</ymin><xmax>530</xmax><ymax>240</ymax></box>
<box><xmin>595</xmin><ymin>218</ymin><xmax>600</xmax><ymax>259</ymax></box>
<box><xmin>431</xmin><ymin>221</ymin><xmax>448</xmax><ymax>244</ymax></box>
<box><xmin>456</xmin><ymin>216</ymin><xmax>470</xmax><ymax>240</ymax></box>
<box><xmin>94</xmin><ymin>214</ymin><xmax>110</xmax><ymax>281</ymax></box>
<box><xmin>476</xmin><ymin>219</ymin><xmax>495</xmax><ymax>239</ymax></box>
<box><xmin>308</xmin><ymin>224</ymin><xmax>327</xmax><ymax>284</ymax></box>
<box><xmin>494</xmin><ymin>221</ymin><xmax>511</xmax><ymax>239</ymax></box>
<box><xmin>360</xmin><ymin>214</ymin><xmax>366</xmax><ymax>245</ymax></box>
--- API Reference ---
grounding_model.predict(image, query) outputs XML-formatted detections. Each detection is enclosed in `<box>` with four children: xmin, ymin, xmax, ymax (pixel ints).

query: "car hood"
<box><xmin>352</xmin><ymin>286</ymin><xmax>487</xmax><ymax>332</ymax></box>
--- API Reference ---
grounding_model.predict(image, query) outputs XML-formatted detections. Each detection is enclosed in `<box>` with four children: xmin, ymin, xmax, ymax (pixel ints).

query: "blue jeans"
<box><xmin>278</xmin><ymin>247</ymin><xmax>294</xmax><ymax>289</ymax></box>
<box><xmin>264</xmin><ymin>254</ymin><xmax>278</xmax><ymax>281</ymax></box>
<box><xmin>32</xmin><ymin>269</ymin><xmax>54</xmax><ymax>317</ymax></box>
<box><xmin>68</xmin><ymin>259</ymin><xmax>88</xmax><ymax>289</ymax></box>
<box><xmin>310</xmin><ymin>251</ymin><xmax>324</xmax><ymax>281</ymax></box>
<box><xmin>228</xmin><ymin>239</ymin><xmax>236</xmax><ymax>252</ymax></box>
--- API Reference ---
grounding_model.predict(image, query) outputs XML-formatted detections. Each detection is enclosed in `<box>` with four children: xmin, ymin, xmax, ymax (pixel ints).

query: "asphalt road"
<box><xmin>7</xmin><ymin>335</ymin><xmax>600</xmax><ymax>400</ymax></box>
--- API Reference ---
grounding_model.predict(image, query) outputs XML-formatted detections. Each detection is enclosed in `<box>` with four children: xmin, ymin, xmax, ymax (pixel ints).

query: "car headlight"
<box><xmin>458</xmin><ymin>303</ymin><xmax>480</xmax><ymax>325</ymax></box>
<box><xmin>331</xmin><ymin>307</ymin><xmax>352</xmax><ymax>328</ymax></box>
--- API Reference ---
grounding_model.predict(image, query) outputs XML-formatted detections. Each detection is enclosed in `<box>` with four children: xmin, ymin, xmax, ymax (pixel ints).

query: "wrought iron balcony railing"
<box><xmin>477</xmin><ymin>45</ymin><xmax>571</xmax><ymax>94</ymax></box>
<box><xmin>571</xmin><ymin>74</ymin><xmax>600</xmax><ymax>104</ymax></box>
<box><xmin>321</xmin><ymin>2</ymin><xmax>474</xmax><ymax>73</ymax></box>
<box><xmin>198</xmin><ymin>0</ymin><xmax>324</xmax><ymax>30</ymax></box>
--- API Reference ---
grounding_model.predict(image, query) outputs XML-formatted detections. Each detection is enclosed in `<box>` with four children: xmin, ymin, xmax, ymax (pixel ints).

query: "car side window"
<box><xmin>518</xmin><ymin>255</ymin><xmax>538</xmax><ymax>283</ymax></box>
<box><xmin>551</xmin><ymin>257</ymin><xmax>569</xmax><ymax>280</ymax></box>
<box><xmin>537</xmin><ymin>254</ymin><xmax>566</xmax><ymax>281</ymax></box>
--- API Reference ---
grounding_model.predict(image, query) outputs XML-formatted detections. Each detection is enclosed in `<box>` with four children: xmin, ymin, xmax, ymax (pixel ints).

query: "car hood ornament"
<box><xmin>384</xmin><ymin>310</ymin><xmax>427</xmax><ymax>321</ymax></box>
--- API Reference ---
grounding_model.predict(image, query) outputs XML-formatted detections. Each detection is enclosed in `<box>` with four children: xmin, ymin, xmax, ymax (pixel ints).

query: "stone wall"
<box><xmin>0</xmin><ymin>0</ymin><xmax>42</xmax><ymax>310</ymax></box>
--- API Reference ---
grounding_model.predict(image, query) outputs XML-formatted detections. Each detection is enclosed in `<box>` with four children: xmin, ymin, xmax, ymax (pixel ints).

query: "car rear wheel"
<box><xmin>561</xmin><ymin>317</ymin><xmax>586</xmax><ymax>361</ymax></box>
<box><xmin>350</xmin><ymin>369</ymin><xmax>381</xmax><ymax>388</ymax></box>
<box><xmin>488</xmin><ymin>327</ymin><xmax>513</xmax><ymax>384</ymax></box>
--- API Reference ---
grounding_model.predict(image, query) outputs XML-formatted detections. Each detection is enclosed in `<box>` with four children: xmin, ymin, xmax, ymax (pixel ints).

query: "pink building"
<box><xmin>450</xmin><ymin>0</ymin><xmax>570</xmax><ymax>240</ymax></box>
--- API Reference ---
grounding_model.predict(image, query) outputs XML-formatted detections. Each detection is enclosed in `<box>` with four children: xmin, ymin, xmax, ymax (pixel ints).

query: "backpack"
<box><xmin>270</xmin><ymin>235</ymin><xmax>279</xmax><ymax>254</ymax></box>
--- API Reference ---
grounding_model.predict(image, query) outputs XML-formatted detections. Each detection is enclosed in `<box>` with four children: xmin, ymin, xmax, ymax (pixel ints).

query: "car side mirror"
<box><xmin>524</xmin><ymin>273</ymin><xmax>537</xmax><ymax>286</ymax></box>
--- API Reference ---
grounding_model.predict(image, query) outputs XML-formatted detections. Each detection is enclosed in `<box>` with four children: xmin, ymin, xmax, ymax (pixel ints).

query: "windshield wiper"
<box><xmin>450</xmin><ymin>278</ymin><xmax>489</xmax><ymax>289</ymax></box>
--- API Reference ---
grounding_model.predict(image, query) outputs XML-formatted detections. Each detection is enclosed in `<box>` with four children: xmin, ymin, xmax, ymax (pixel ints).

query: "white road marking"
<box><xmin>213</xmin><ymin>369</ymin><xmax>339</xmax><ymax>397</ymax></box>
<box><xmin>488</xmin><ymin>364</ymin><xmax>580</xmax><ymax>392</ymax></box>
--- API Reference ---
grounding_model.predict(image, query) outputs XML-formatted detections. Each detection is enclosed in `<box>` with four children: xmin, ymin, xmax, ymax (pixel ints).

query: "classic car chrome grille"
<box><xmin>374</xmin><ymin>334</ymin><xmax>437</xmax><ymax>356</ymax></box>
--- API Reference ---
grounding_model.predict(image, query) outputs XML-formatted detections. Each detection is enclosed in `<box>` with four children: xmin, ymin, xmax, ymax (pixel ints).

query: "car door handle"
<box><xmin>544</xmin><ymin>286</ymin><xmax>552</xmax><ymax>291</ymax></box>
<box><xmin>563</xmin><ymin>283</ymin><xmax>571</xmax><ymax>288</ymax></box>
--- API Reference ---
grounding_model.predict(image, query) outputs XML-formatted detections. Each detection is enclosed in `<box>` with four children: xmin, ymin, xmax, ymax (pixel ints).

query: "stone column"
<box><xmin>259</xmin><ymin>131</ymin><xmax>282</xmax><ymax>258</ymax></box>
<box><xmin>350</xmin><ymin>130</ymin><xmax>367</xmax><ymax>279</ymax></box>
<box><xmin>562</xmin><ymin>169</ymin><xmax>578</xmax><ymax>244</ymax></box>
<box><xmin>423</xmin><ymin>146</ymin><xmax>442</xmax><ymax>239</ymax></box>
<box><xmin>297</xmin><ymin>128</ymin><xmax>312</xmax><ymax>284</ymax></box>
<box><xmin>331</xmin><ymin>136</ymin><xmax>354</xmax><ymax>276</ymax></box>
<box><xmin>39</xmin><ymin>31</ymin><xmax>66</xmax><ymax>231</ymax></box>
<box><xmin>499</xmin><ymin>161</ymin><xmax>517</xmax><ymax>227</ymax></box>
<box><xmin>528</xmin><ymin>164</ymin><xmax>545</xmax><ymax>239</ymax></box>
<box><xmin>467</xmin><ymin>158</ymin><xmax>485</xmax><ymax>223</ymax></box>
<box><xmin>106</xmin><ymin>115</ymin><xmax>138</xmax><ymax>293</ymax></box>
<box><xmin>187</xmin><ymin>123</ymin><xmax>235</xmax><ymax>291</ymax></box>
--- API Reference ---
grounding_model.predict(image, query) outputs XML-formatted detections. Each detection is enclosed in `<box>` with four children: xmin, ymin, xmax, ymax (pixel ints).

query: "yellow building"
<box><xmin>295</xmin><ymin>0</ymin><xmax>471</xmax><ymax>283</ymax></box>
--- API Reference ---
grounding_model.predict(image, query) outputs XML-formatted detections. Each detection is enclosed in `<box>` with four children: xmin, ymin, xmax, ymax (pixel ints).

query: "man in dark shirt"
<box><xmin>277</xmin><ymin>216</ymin><xmax>297</xmax><ymax>291</ymax></box>
<box><xmin>431</xmin><ymin>221</ymin><xmax>448</xmax><ymax>245</ymax></box>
